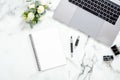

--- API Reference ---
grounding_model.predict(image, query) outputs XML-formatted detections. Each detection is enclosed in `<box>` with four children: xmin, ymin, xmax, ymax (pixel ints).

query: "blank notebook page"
<box><xmin>31</xmin><ymin>28</ymin><xmax>66</xmax><ymax>71</ymax></box>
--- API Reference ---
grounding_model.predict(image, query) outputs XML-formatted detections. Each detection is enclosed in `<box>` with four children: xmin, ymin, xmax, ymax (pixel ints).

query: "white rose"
<box><xmin>27</xmin><ymin>12</ymin><xmax>35</xmax><ymax>21</ymax></box>
<box><xmin>37</xmin><ymin>6</ymin><xmax>45</xmax><ymax>13</ymax></box>
<box><xmin>29</xmin><ymin>4</ymin><xmax>35</xmax><ymax>9</ymax></box>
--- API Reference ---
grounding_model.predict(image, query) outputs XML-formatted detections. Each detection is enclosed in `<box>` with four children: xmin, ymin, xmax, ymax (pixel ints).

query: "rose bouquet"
<box><xmin>22</xmin><ymin>1</ymin><xmax>48</xmax><ymax>28</ymax></box>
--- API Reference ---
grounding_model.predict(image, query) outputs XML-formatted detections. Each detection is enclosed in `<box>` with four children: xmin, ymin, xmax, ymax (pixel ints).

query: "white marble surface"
<box><xmin>0</xmin><ymin>0</ymin><xmax>120</xmax><ymax>80</ymax></box>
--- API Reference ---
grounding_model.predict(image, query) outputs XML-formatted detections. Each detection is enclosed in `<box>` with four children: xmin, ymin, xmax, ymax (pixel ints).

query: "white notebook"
<box><xmin>29</xmin><ymin>28</ymin><xmax>66</xmax><ymax>71</ymax></box>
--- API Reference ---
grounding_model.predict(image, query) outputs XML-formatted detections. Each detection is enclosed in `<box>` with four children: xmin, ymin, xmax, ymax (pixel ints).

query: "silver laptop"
<box><xmin>53</xmin><ymin>0</ymin><xmax>120</xmax><ymax>46</ymax></box>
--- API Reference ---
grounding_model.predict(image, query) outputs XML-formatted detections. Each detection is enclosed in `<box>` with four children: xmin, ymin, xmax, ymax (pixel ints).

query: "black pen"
<box><xmin>75</xmin><ymin>36</ymin><xmax>80</xmax><ymax>47</ymax></box>
<box><xmin>70</xmin><ymin>36</ymin><xmax>73</xmax><ymax>57</ymax></box>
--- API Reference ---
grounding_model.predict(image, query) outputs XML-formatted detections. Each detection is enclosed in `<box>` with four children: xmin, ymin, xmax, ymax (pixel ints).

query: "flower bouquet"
<box><xmin>22</xmin><ymin>1</ymin><xmax>48</xmax><ymax>28</ymax></box>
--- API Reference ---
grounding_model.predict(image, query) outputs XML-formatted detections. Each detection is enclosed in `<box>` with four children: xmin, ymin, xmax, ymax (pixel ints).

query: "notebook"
<box><xmin>29</xmin><ymin>28</ymin><xmax>66</xmax><ymax>71</ymax></box>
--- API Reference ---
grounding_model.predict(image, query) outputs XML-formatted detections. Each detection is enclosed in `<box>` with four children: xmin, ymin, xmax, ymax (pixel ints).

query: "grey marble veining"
<box><xmin>74</xmin><ymin>37</ymin><xmax>96</xmax><ymax>80</ymax></box>
<box><xmin>0</xmin><ymin>0</ymin><xmax>31</xmax><ymax>19</ymax></box>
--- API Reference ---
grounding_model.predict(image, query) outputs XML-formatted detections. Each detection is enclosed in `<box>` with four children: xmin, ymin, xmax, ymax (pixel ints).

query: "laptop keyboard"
<box><xmin>69</xmin><ymin>0</ymin><xmax>120</xmax><ymax>25</ymax></box>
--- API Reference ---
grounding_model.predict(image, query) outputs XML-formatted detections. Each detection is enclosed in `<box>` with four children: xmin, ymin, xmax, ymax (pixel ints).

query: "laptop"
<box><xmin>53</xmin><ymin>0</ymin><xmax>120</xmax><ymax>46</ymax></box>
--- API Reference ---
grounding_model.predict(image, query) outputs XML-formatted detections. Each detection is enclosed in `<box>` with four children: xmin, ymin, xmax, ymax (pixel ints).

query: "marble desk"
<box><xmin>0</xmin><ymin>0</ymin><xmax>120</xmax><ymax>80</ymax></box>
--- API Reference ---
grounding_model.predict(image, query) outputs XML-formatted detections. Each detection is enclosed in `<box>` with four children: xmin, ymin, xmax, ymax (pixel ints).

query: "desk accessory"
<box><xmin>103</xmin><ymin>55</ymin><xmax>114</xmax><ymax>68</ymax></box>
<box><xmin>103</xmin><ymin>55</ymin><xmax>114</xmax><ymax>61</ymax></box>
<box><xmin>75</xmin><ymin>36</ymin><xmax>80</xmax><ymax>48</ymax></box>
<box><xmin>70</xmin><ymin>36</ymin><xmax>73</xmax><ymax>58</ymax></box>
<box><xmin>111</xmin><ymin>45</ymin><xmax>120</xmax><ymax>56</ymax></box>
<box><xmin>70</xmin><ymin>36</ymin><xmax>80</xmax><ymax>58</ymax></box>
<box><xmin>29</xmin><ymin>28</ymin><xmax>66</xmax><ymax>71</ymax></box>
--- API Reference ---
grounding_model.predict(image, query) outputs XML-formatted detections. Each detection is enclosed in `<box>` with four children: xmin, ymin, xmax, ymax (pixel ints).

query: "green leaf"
<box><xmin>36</xmin><ymin>14</ymin><xmax>39</xmax><ymax>18</ymax></box>
<box><xmin>43</xmin><ymin>5</ymin><xmax>48</xmax><ymax>9</ymax></box>
<box><xmin>22</xmin><ymin>11</ymin><xmax>29</xmax><ymax>20</ymax></box>
<box><xmin>35</xmin><ymin>1</ymin><xmax>40</xmax><ymax>7</ymax></box>
<box><xmin>28</xmin><ymin>8</ymin><xmax>36</xmax><ymax>13</ymax></box>
<box><xmin>23</xmin><ymin>11</ymin><xmax>29</xmax><ymax>15</ymax></box>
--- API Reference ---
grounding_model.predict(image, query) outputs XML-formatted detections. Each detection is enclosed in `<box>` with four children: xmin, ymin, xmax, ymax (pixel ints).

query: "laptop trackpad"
<box><xmin>69</xmin><ymin>8</ymin><xmax>104</xmax><ymax>38</ymax></box>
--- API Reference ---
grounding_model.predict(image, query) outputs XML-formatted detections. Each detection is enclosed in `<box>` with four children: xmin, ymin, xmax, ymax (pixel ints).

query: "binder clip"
<box><xmin>103</xmin><ymin>55</ymin><xmax>114</xmax><ymax>61</ymax></box>
<box><xmin>111</xmin><ymin>45</ymin><xmax>120</xmax><ymax>56</ymax></box>
<box><xmin>103</xmin><ymin>55</ymin><xmax>114</xmax><ymax>67</ymax></box>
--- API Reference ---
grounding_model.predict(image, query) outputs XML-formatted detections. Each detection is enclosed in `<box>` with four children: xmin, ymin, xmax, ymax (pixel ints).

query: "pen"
<box><xmin>70</xmin><ymin>36</ymin><xmax>73</xmax><ymax>57</ymax></box>
<box><xmin>75</xmin><ymin>36</ymin><xmax>80</xmax><ymax>47</ymax></box>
